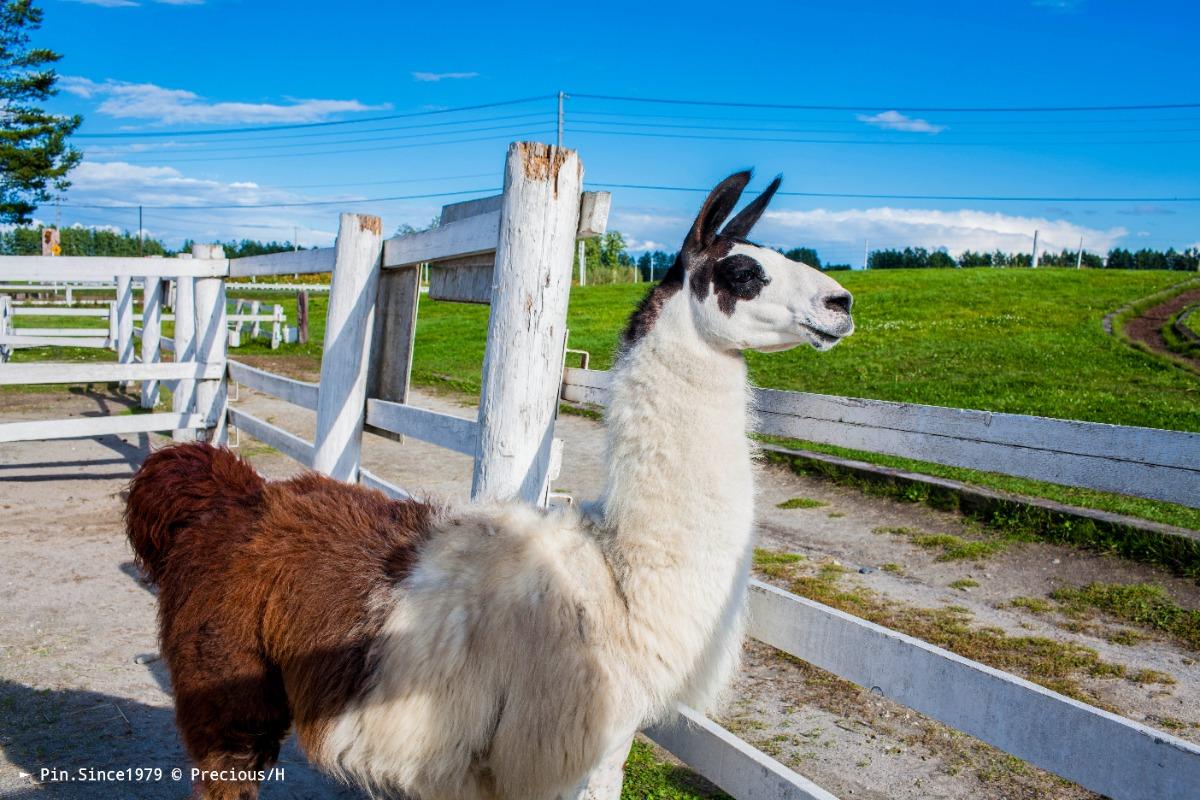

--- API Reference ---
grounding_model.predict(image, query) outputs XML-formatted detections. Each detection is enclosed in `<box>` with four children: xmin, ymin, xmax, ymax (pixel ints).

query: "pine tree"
<box><xmin>0</xmin><ymin>0</ymin><xmax>80</xmax><ymax>224</ymax></box>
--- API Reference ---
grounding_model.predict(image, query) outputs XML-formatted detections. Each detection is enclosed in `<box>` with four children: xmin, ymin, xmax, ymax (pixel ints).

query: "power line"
<box><xmin>83</xmin><ymin>121</ymin><xmax>555</xmax><ymax>159</ymax></box>
<box><xmin>56</xmin><ymin>186</ymin><xmax>501</xmax><ymax>211</ymax></box>
<box><xmin>586</xmin><ymin>182</ymin><xmax>1200</xmax><ymax>203</ymax></box>
<box><xmin>569</xmin><ymin>92</ymin><xmax>1200</xmax><ymax>113</ymax></box>
<box><xmin>81</xmin><ymin>112</ymin><xmax>551</xmax><ymax>152</ymax></box>
<box><xmin>569</xmin><ymin>127</ymin><xmax>1200</xmax><ymax>147</ymax></box>
<box><xmin>72</xmin><ymin>95</ymin><xmax>556</xmax><ymax>139</ymax></box>
<box><xmin>106</xmin><ymin>129</ymin><xmax>557</xmax><ymax>164</ymax></box>
<box><xmin>570</xmin><ymin>118</ymin><xmax>1200</xmax><ymax>137</ymax></box>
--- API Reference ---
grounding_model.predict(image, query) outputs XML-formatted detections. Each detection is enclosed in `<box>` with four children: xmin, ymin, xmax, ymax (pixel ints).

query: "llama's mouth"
<box><xmin>800</xmin><ymin>324</ymin><xmax>843</xmax><ymax>350</ymax></box>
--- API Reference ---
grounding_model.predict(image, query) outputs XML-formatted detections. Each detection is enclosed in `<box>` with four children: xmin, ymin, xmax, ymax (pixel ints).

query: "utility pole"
<box><xmin>138</xmin><ymin>205</ymin><xmax>144</xmax><ymax>257</ymax></box>
<box><xmin>294</xmin><ymin>226</ymin><xmax>299</xmax><ymax>251</ymax></box>
<box><xmin>1076</xmin><ymin>235</ymin><xmax>1084</xmax><ymax>269</ymax></box>
<box><xmin>863</xmin><ymin>240</ymin><xmax>869</xmax><ymax>270</ymax></box>
<box><xmin>1031</xmin><ymin>229</ymin><xmax>1040</xmax><ymax>269</ymax></box>
<box><xmin>556</xmin><ymin>91</ymin><xmax>565</xmax><ymax>149</ymax></box>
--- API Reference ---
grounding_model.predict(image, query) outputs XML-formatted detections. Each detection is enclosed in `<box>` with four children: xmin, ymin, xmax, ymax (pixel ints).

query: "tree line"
<box><xmin>869</xmin><ymin>246</ymin><xmax>1199</xmax><ymax>271</ymax></box>
<box><xmin>6</xmin><ymin>222</ymin><xmax>1198</xmax><ymax>276</ymax></box>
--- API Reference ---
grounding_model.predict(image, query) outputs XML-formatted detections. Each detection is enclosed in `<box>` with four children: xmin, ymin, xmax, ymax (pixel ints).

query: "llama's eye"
<box><xmin>731</xmin><ymin>270</ymin><xmax>757</xmax><ymax>284</ymax></box>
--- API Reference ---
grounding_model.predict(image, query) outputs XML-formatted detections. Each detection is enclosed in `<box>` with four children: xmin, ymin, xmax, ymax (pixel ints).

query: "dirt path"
<box><xmin>2</xmin><ymin>387</ymin><xmax>1198</xmax><ymax>799</ymax></box>
<box><xmin>1123</xmin><ymin>286</ymin><xmax>1200</xmax><ymax>371</ymax></box>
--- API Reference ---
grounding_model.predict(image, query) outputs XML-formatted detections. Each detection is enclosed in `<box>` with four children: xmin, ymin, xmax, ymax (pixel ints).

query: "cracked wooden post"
<box><xmin>311</xmin><ymin>213</ymin><xmax>383</xmax><ymax>481</ymax></box>
<box><xmin>139</xmin><ymin>276</ymin><xmax>162</xmax><ymax>409</ymax></box>
<box><xmin>471</xmin><ymin>142</ymin><xmax>582</xmax><ymax>506</ymax></box>
<box><xmin>172</xmin><ymin>269</ymin><xmax>197</xmax><ymax>442</ymax></box>
<box><xmin>192</xmin><ymin>244</ymin><xmax>228</xmax><ymax>445</ymax></box>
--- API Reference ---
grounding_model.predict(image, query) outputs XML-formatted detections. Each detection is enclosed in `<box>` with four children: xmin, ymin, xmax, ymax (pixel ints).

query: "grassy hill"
<box><xmin>11</xmin><ymin>268</ymin><xmax>1198</xmax><ymax>528</ymax></box>
<box><xmin>415</xmin><ymin>268</ymin><xmax>1199</xmax><ymax>432</ymax></box>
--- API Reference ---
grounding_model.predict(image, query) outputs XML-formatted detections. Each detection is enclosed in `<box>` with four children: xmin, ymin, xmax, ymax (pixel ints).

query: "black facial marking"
<box><xmin>712</xmin><ymin>253</ymin><xmax>769</xmax><ymax>315</ymax></box>
<box><xmin>621</xmin><ymin>257</ymin><xmax>684</xmax><ymax>345</ymax></box>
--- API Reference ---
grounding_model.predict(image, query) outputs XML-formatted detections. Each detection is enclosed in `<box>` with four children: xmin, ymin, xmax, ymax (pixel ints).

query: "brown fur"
<box><xmin>126</xmin><ymin>443</ymin><xmax>435</xmax><ymax>799</ymax></box>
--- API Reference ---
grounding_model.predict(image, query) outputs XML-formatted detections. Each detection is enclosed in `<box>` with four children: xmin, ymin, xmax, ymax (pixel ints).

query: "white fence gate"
<box><xmin>1</xmin><ymin>140</ymin><xmax>1199</xmax><ymax>800</ymax></box>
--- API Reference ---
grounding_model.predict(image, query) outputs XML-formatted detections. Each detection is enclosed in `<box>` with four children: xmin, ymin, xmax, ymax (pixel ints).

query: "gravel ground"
<box><xmin>1</xmin><ymin>385</ymin><xmax>1196</xmax><ymax>799</ymax></box>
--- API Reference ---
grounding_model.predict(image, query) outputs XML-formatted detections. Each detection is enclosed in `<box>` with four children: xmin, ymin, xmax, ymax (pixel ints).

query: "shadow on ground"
<box><xmin>0</xmin><ymin>680</ymin><xmax>363</xmax><ymax>799</ymax></box>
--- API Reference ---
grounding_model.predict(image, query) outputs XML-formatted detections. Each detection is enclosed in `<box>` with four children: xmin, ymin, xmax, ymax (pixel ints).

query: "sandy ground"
<box><xmin>1</xmin><ymin>385</ymin><xmax>1198</xmax><ymax>799</ymax></box>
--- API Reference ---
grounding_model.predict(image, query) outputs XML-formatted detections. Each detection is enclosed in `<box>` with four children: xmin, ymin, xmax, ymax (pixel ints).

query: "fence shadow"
<box><xmin>0</xmin><ymin>679</ymin><xmax>365</xmax><ymax>799</ymax></box>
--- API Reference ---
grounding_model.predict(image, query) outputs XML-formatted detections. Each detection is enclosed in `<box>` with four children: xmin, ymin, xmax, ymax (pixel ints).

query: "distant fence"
<box><xmin>3</xmin><ymin>140</ymin><xmax>1199</xmax><ymax>800</ymax></box>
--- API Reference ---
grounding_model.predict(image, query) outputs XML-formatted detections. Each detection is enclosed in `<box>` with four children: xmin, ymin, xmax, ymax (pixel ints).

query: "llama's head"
<box><xmin>624</xmin><ymin>171</ymin><xmax>854</xmax><ymax>353</ymax></box>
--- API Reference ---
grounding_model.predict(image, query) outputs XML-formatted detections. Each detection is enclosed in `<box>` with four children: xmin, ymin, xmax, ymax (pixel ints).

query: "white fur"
<box><xmin>317</xmin><ymin>238</ymin><xmax>852</xmax><ymax>800</ymax></box>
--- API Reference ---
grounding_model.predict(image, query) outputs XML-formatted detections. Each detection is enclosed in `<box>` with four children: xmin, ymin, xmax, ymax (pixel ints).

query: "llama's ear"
<box><xmin>720</xmin><ymin>175</ymin><xmax>781</xmax><ymax>240</ymax></box>
<box><xmin>683</xmin><ymin>171</ymin><xmax>752</xmax><ymax>255</ymax></box>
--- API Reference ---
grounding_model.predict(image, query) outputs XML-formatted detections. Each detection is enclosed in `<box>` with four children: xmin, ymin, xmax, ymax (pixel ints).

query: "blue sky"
<box><xmin>37</xmin><ymin>0</ymin><xmax>1200</xmax><ymax>263</ymax></box>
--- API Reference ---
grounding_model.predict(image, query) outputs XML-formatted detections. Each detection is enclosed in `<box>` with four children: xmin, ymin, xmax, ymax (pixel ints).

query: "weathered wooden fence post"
<box><xmin>192</xmin><ymin>244</ymin><xmax>228</xmax><ymax>444</ymax></box>
<box><xmin>172</xmin><ymin>270</ymin><xmax>197</xmax><ymax>442</ymax></box>
<box><xmin>140</xmin><ymin>276</ymin><xmax>162</xmax><ymax>409</ymax></box>
<box><xmin>311</xmin><ymin>213</ymin><xmax>383</xmax><ymax>481</ymax></box>
<box><xmin>471</xmin><ymin>142</ymin><xmax>582</xmax><ymax>504</ymax></box>
<box><xmin>115</xmin><ymin>275</ymin><xmax>134</xmax><ymax>389</ymax></box>
<box><xmin>296</xmin><ymin>289</ymin><xmax>309</xmax><ymax>344</ymax></box>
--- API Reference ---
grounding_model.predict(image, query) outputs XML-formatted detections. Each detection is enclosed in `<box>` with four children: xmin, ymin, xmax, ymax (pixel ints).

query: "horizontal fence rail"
<box><xmin>0</xmin><ymin>256</ymin><xmax>227</xmax><ymax>281</ymax></box>
<box><xmin>228</xmin><ymin>247</ymin><xmax>337</xmax><ymax>278</ymax></box>
<box><xmin>227</xmin><ymin>408</ymin><xmax>314</xmax><ymax>466</ymax></box>
<box><xmin>358</xmin><ymin>467</ymin><xmax>412</xmax><ymax>500</ymax></box>
<box><xmin>0</xmin><ymin>361</ymin><xmax>224</xmax><ymax>386</ymax></box>
<box><xmin>560</xmin><ymin>368</ymin><xmax>1200</xmax><ymax>508</ymax></box>
<box><xmin>645</xmin><ymin>706</ymin><xmax>839</xmax><ymax>800</ymax></box>
<box><xmin>228</xmin><ymin>360</ymin><xmax>318</xmax><ymax>410</ymax></box>
<box><xmin>0</xmin><ymin>412</ymin><xmax>205</xmax><ymax>444</ymax></box>
<box><xmin>747</xmin><ymin>581</ymin><xmax>1200</xmax><ymax>800</ymax></box>
<box><xmin>365</xmin><ymin>398</ymin><xmax>478</xmax><ymax>456</ymax></box>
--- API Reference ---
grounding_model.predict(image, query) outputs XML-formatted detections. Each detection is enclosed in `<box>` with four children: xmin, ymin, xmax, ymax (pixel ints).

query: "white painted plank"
<box><xmin>191</xmin><ymin>244</ymin><xmax>229</xmax><ymax>444</ymax></box>
<box><xmin>439</xmin><ymin>193</ymin><xmax>504</xmax><ymax>224</ymax></box>
<box><xmin>0</xmin><ymin>335</ymin><xmax>108</xmax><ymax>348</ymax></box>
<box><xmin>312</xmin><ymin>214</ymin><xmax>382</xmax><ymax>481</ymax></box>
<box><xmin>12</xmin><ymin>307</ymin><xmax>110</xmax><ymax>317</ymax></box>
<box><xmin>172</xmin><ymin>276</ymin><xmax>197</xmax><ymax>442</ymax></box>
<box><xmin>227</xmin><ymin>408</ymin><xmax>313</xmax><ymax>466</ymax></box>
<box><xmin>382</xmin><ymin>210</ymin><xmax>501</xmax><ymax>268</ymax></box>
<box><xmin>365</xmin><ymin>399</ymin><xmax>477</xmax><ymax>456</ymax></box>
<box><xmin>746</xmin><ymin>580</ymin><xmax>1200</xmax><ymax>800</ymax></box>
<box><xmin>141</xmin><ymin>277</ymin><xmax>162</xmax><ymax>409</ymax></box>
<box><xmin>227</xmin><ymin>246</ymin><xmax>336</xmax><ymax>278</ymax></box>
<box><xmin>645</xmin><ymin>706</ymin><xmax>839</xmax><ymax>800</ymax></box>
<box><xmin>0</xmin><ymin>361</ymin><xmax>223</xmax><ymax>385</ymax></box>
<box><xmin>8</xmin><ymin>328</ymin><xmax>107</xmax><ymax>336</ymax></box>
<box><xmin>753</xmin><ymin>388</ymin><xmax>1197</xmax><ymax>471</ymax></box>
<box><xmin>560</xmin><ymin>368</ymin><xmax>1200</xmax><ymax>507</ymax></box>
<box><xmin>0</xmin><ymin>256</ymin><xmax>227</xmax><ymax>280</ymax></box>
<box><xmin>472</xmin><ymin>143</ymin><xmax>582</xmax><ymax>505</ymax></box>
<box><xmin>228</xmin><ymin>359</ymin><xmax>319</xmax><ymax>410</ymax></box>
<box><xmin>358</xmin><ymin>467</ymin><xmax>412</xmax><ymax>500</ymax></box>
<box><xmin>0</xmin><ymin>412</ymin><xmax>206</xmax><ymax>444</ymax></box>
<box><xmin>577</xmin><ymin>191</ymin><xmax>611</xmax><ymax>238</ymax></box>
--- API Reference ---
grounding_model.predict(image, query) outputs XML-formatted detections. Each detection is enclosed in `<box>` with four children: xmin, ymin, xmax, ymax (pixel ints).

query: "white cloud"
<box><xmin>411</xmin><ymin>71</ymin><xmax>480</xmax><ymax>82</ymax></box>
<box><xmin>759</xmin><ymin>207</ymin><xmax>1126</xmax><ymax>256</ymax></box>
<box><xmin>857</xmin><ymin>110</ymin><xmax>945</xmax><ymax>134</ymax></box>
<box><xmin>61</xmin><ymin>77</ymin><xmax>390</xmax><ymax>125</ymax></box>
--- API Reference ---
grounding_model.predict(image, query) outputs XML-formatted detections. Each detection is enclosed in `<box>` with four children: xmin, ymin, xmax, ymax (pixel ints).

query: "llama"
<box><xmin>125</xmin><ymin>170</ymin><xmax>854</xmax><ymax>800</ymax></box>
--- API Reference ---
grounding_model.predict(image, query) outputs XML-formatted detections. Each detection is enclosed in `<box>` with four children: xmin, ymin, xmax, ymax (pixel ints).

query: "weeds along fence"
<box><xmin>2</xmin><ymin>140</ymin><xmax>1200</xmax><ymax>800</ymax></box>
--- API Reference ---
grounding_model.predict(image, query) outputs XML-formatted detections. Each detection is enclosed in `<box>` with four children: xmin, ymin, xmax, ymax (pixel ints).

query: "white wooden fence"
<box><xmin>2</xmin><ymin>140</ymin><xmax>1198</xmax><ymax>800</ymax></box>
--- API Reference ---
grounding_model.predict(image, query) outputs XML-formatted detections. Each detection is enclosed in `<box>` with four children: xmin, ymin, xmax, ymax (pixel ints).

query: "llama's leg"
<box><xmin>170</xmin><ymin>654</ymin><xmax>291</xmax><ymax>800</ymax></box>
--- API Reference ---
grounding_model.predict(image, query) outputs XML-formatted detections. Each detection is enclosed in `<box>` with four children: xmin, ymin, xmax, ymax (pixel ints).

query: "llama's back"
<box><xmin>125</xmin><ymin>443</ymin><xmax>440</xmax><ymax>796</ymax></box>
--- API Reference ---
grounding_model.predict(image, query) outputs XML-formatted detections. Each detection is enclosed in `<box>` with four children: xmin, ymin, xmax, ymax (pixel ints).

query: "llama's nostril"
<box><xmin>824</xmin><ymin>291</ymin><xmax>853</xmax><ymax>315</ymax></box>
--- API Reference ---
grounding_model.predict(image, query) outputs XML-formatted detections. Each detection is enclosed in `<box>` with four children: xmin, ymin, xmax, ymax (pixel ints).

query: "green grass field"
<box><xmin>9</xmin><ymin>268</ymin><xmax>1198</xmax><ymax>528</ymax></box>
